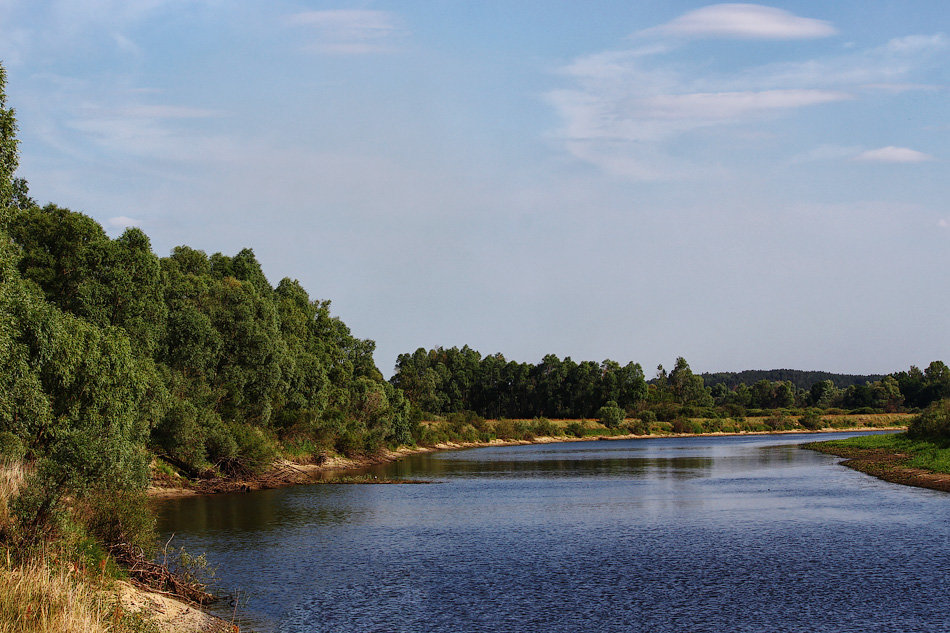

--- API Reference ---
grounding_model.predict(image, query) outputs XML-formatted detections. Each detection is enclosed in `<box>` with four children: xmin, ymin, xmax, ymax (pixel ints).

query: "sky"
<box><xmin>1</xmin><ymin>1</ymin><xmax>947</xmax><ymax>377</ymax></box>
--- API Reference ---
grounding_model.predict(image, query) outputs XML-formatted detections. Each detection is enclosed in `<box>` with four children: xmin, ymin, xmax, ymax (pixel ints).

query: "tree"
<box><xmin>597</xmin><ymin>401</ymin><xmax>625</xmax><ymax>428</ymax></box>
<box><xmin>668</xmin><ymin>357</ymin><xmax>713</xmax><ymax>407</ymax></box>
<box><xmin>1</xmin><ymin>63</ymin><xmax>19</xmax><ymax>208</ymax></box>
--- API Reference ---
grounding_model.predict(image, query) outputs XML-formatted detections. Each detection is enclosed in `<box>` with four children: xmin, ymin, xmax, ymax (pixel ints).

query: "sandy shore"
<box><xmin>112</xmin><ymin>580</ymin><xmax>233</xmax><ymax>633</ymax></box>
<box><xmin>148</xmin><ymin>425</ymin><xmax>907</xmax><ymax>499</ymax></box>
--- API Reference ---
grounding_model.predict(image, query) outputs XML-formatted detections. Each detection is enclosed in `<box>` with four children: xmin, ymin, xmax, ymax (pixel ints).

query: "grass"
<box><xmin>412</xmin><ymin>413</ymin><xmax>910</xmax><ymax>448</ymax></box>
<box><xmin>0</xmin><ymin>462</ymin><xmax>161</xmax><ymax>633</ymax></box>
<box><xmin>816</xmin><ymin>433</ymin><xmax>950</xmax><ymax>474</ymax></box>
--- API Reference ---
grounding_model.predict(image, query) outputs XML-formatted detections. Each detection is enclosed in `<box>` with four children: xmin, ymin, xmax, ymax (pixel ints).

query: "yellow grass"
<box><xmin>0</xmin><ymin>462</ymin><xmax>161</xmax><ymax>633</ymax></box>
<box><xmin>0</xmin><ymin>560</ymin><xmax>117</xmax><ymax>633</ymax></box>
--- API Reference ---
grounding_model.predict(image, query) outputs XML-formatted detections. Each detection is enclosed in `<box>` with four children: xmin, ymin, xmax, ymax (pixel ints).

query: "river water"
<box><xmin>156</xmin><ymin>432</ymin><xmax>950</xmax><ymax>632</ymax></box>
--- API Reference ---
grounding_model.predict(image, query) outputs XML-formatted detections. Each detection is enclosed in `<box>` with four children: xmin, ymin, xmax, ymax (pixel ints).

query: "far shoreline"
<box><xmin>148</xmin><ymin>424</ymin><xmax>907</xmax><ymax>500</ymax></box>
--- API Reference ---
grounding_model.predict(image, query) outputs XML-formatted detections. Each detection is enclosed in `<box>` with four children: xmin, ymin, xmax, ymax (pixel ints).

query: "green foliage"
<box><xmin>392</xmin><ymin>347</ymin><xmax>648</xmax><ymax>419</ymax></box>
<box><xmin>530</xmin><ymin>417</ymin><xmax>560</xmax><ymax>437</ymax></box>
<box><xmin>764</xmin><ymin>412</ymin><xmax>793</xmax><ymax>431</ymax></box>
<box><xmin>0</xmin><ymin>433</ymin><xmax>24</xmax><ymax>462</ymax></box>
<box><xmin>564</xmin><ymin>421</ymin><xmax>588</xmax><ymax>437</ymax></box>
<box><xmin>83</xmin><ymin>489</ymin><xmax>156</xmax><ymax>555</ymax></box>
<box><xmin>597</xmin><ymin>401</ymin><xmax>625</xmax><ymax>428</ymax></box>
<box><xmin>798</xmin><ymin>408</ymin><xmax>824</xmax><ymax>430</ymax></box>
<box><xmin>908</xmin><ymin>399</ymin><xmax>950</xmax><ymax>440</ymax></box>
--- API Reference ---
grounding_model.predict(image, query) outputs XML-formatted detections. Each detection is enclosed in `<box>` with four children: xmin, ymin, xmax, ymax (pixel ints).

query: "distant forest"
<box><xmin>700</xmin><ymin>370</ymin><xmax>884</xmax><ymax>390</ymax></box>
<box><xmin>390</xmin><ymin>346</ymin><xmax>948</xmax><ymax>421</ymax></box>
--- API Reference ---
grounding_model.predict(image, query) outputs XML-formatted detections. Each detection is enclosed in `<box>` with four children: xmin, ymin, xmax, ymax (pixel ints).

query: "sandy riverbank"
<box><xmin>112</xmin><ymin>580</ymin><xmax>233</xmax><ymax>633</ymax></box>
<box><xmin>148</xmin><ymin>425</ymin><xmax>908</xmax><ymax>499</ymax></box>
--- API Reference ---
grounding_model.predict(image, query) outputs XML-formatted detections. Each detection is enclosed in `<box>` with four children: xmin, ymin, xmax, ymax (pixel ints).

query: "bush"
<box><xmin>597</xmin><ymin>401</ymin><xmax>625</xmax><ymax>429</ymax></box>
<box><xmin>908</xmin><ymin>400</ymin><xmax>950</xmax><ymax>439</ymax></box>
<box><xmin>764</xmin><ymin>412</ymin><xmax>793</xmax><ymax>431</ymax></box>
<box><xmin>798</xmin><ymin>408</ymin><xmax>824</xmax><ymax>430</ymax></box>
<box><xmin>83</xmin><ymin>488</ymin><xmax>156</xmax><ymax>554</ymax></box>
<box><xmin>625</xmin><ymin>418</ymin><xmax>650</xmax><ymax>435</ymax></box>
<box><xmin>492</xmin><ymin>419</ymin><xmax>516</xmax><ymax>439</ymax></box>
<box><xmin>530</xmin><ymin>417</ymin><xmax>559</xmax><ymax>437</ymax></box>
<box><xmin>0</xmin><ymin>432</ymin><xmax>25</xmax><ymax>462</ymax></box>
<box><xmin>671</xmin><ymin>418</ymin><xmax>701</xmax><ymax>434</ymax></box>
<box><xmin>565</xmin><ymin>422</ymin><xmax>587</xmax><ymax>438</ymax></box>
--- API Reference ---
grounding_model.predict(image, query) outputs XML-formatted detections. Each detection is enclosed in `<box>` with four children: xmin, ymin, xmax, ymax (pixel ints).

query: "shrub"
<box><xmin>0</xmin><ymin>432</ymin><xmax>25</xmax><ymax>462</ymax></box>
<box><xmin>764</xmin><ymin>412</ymin><xmax>793</xmax><ymax>431</ymax></box>
<box><xmin>671</xmin><ymin>418</ymin><xmax>696</xmax><ymax>434</ymax></box>
<box><xmin>908</xmin><ymin>400</ymin><xmax>950</xmax><ymax>440</ymax></box>
<box><xmin>492</xmin><ymin>419</ymin><xmax>516</xmax><ymax>439</ymax></box>
<box><xmin>83</xmin><ymin>488</ymin><xmax>157</xmax><ymax>554</ymax></box>
<box><xmin>565</xmin><ymin>422</ymin><xmax>587</xmax><ymax>438</ymax></box>
<box><xmin>597</xmin><ymin>401</ymin><xmax>625</xmax><ymax>429</ymax></box>
<box><xmin>530</xmin><ymin>417</ymin><xmax>559</xmax><ymax>437</ymax></box>
<box><xmin>625</xmin><ymin>418</ymin><xmax>650</xmax><ymax>435</ymax></box>
<box><xmin>798</xmin><ymin>409</ymin><xmax>824</xmax><ymax>430</ymax></box>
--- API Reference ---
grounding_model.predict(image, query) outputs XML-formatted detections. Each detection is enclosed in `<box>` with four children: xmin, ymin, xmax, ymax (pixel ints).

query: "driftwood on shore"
<box><xmin>110</xmin><ymin>541</ymin><xmax>215</xmax><ymax>605</ymax></box>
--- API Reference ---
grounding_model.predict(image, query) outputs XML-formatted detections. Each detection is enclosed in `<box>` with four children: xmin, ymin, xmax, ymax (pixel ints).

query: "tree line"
<box><xmin>390</xmin><ymin>346</ymin><xmax>950</xmax><ymax>421</ymax></box>
<box><xmin>0</xmin><ymin>63</ymin><xmax>413</xmax><ymax>550</ymax></box>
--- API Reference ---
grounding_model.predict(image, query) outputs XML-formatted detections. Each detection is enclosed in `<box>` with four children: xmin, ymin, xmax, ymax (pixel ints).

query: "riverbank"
<box><xmin>805</xmin><ymin>433</ymin><xmax>950</xmax><ymax>493</ymax></box>
<box><xmin>149</xmin><ymin>420</ymin><xmax>909</xmax><ymax>499</ymax></box>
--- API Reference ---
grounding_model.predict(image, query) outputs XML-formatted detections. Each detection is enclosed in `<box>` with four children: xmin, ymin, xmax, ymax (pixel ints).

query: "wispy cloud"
<box><xmin>289</xmin><ymin>10</ymin><xmax>405</xmax><ymax>55</ymax></box>
<box><xmin>641</xmin><ymin>3</ymin><xmax>836</xmax><ymax>40</ymax></box>
<box><xmin>547</xmin><ymin>7</ymin><xmax>944</xmax><ymax>180</ymax></box>
<box><xmin>854</xmin><ymin>146</ymin><xmax>934</xmax><ymax>163</ymax></box>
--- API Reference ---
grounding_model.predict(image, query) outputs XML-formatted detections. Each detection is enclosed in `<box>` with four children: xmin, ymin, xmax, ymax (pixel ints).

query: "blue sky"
<box><xmin>1</xmin><ymin>1</ymin><xmax>947</xmax><ymax>377</ymax></box>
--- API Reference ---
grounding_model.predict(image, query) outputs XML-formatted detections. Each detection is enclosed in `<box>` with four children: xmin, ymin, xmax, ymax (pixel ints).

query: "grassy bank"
<box><xmin>149</xmin><ymin>412</ymin><xmax>911</xmax><ymax>498</ymax></box>
<box><xmin>0</xmin><ymin>462</ymin><xmax>227</xmax><ymax>633</ymax></box>
<box><xmin>411</xmin><ymin>412</ymin><xmax>911</xmax><ymax>445</ymax></box>
<box><xmin>805</xmin><ymin>433</ymin><xmax>950</xmax><ymax>493</ymax></box>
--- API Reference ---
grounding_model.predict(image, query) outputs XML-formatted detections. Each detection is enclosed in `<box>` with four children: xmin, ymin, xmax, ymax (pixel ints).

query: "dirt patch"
<box><xmin>805</xmin><ymin>443</ymin><xmax>950</xmax><ymax>493</ymax></box>
<box><xmin>112</xmin><ymin>581</ymin><xmax>233</xmax><ymax>633</ymax></box>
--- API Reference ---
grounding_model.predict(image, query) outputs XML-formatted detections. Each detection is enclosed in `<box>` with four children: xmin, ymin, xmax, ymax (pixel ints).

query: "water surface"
<box><xmin>157</xmin><ymin>432</ymin><xmax>950</xmax><ymax>632</ymax></box>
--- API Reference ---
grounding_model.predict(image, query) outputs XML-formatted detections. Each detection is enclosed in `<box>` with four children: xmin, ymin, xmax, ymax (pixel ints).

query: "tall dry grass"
<box><xmin>0</xmin><ymin>461</ymin><xmax>159</xmax><ymax>633</ymax></box>
<box><xmin>0</xmin><ymin>560</ymin><xmax>116</xmax><ymax>633</ymax></box>
<box><xmin>0</xmin><ymin>461</ymin><xmax>25</xmax><ymax>534</ymax></box>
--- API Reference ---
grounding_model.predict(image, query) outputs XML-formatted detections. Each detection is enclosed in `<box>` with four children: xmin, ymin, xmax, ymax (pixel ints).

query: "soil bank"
<box><xmin>149</xmin><ymin>425</ymin><xmax>908</xmax><ymax>499</ymax></box>
<box><xmin>804</xmin><ymin>440</ymin><xmax>950</xmax><ymax>494</ymax></box>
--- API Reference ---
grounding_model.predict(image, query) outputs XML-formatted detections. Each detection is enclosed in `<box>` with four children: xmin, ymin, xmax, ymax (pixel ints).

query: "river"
<box><xmin>156</xmin><ymin>432</ymin><xmax>950</xmax><ymax>632</ymax></box>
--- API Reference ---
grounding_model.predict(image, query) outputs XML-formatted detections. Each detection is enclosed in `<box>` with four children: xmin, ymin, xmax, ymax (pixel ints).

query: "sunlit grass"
<box><xmin>0</xmin><ymin>463</ymin><xmax>159</xmax><ymax>633</ymax></box>
<box><xmin>819</xmin><ymin>433</ymin><xmax>950</xmax><ymax>474</ymax></box>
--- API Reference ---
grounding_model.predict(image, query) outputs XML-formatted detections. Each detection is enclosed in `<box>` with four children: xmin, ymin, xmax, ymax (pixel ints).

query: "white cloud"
<box><xmin>289</xmin><ymin>10</ymin><xmax>405</xmax><ymax>55</ymax></box>
<box><xmin>854</xmin><ymin>146</ymin><xmax>934</xmax><ymax>163</ymax></box>
<box><xmin>938</xmin><ymin>219</ymin><xmax>950</xmax><ymax>229</ymax></box>
<box><xmin>548</xmin><ymin>9</ymin><xmax>944</xmax><ymax>180</ymax></box>
<box><xmin>107</xmin><ymin>215</ymin><xmax>141</xmax><ymax>230</ymax></box>
<box><xmin>643</xmin><ymin>4</ymin><xmax>836</xmax><ymax>40</ymax></box>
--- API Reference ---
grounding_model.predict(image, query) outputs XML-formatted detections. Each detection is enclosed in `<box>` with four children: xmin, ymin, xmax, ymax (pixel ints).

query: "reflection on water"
<box><xmin>157</xmin><ymin>432</ymin><xmax>950</xmax><ymax>633</ymax></box>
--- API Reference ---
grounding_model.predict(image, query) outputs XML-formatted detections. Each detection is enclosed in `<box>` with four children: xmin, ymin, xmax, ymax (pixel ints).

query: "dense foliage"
<box><xmin>391</xmin><ymin>347</ymin><xmax>945</xmax><ymax>422</ymax></box>
<box><xmin>701</xmin><ymin>369</ymin><xmax>883</xmax><ymax>390</ymax></box>
<box><xmin>391</xmin><ymin>346</ymin><xmax>647</xmax><ymax>419</ymax></box>
<box><xmin>0</xmin><ymin>63</ymin><xmax>408</xmax><ymax>550</ymax></box>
